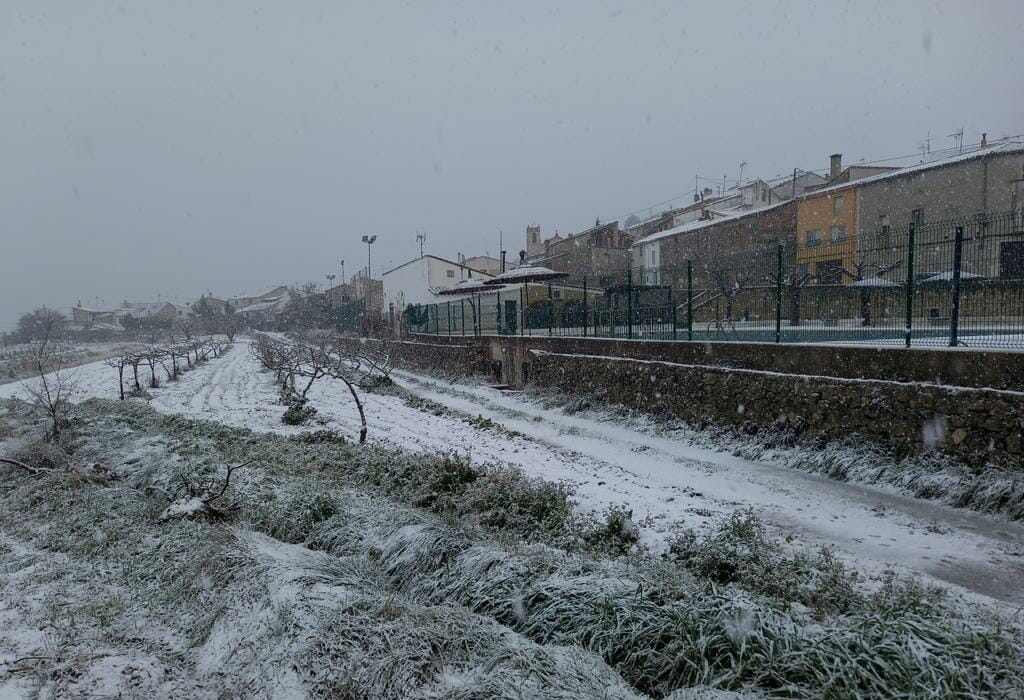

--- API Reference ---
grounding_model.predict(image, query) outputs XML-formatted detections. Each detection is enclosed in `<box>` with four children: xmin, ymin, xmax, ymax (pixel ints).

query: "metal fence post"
<box><xmin>582</xmin><ymin>276</ymin><xmax>589</xmax><ymax>337</ymax></box>
<box><xmin>547</xmin><ymin>283</ymin><xmax>554</xmax><ymax>336</ymax></box>
<box><xmin>627</xmin><ymin>268</ymin><xmax>633</xmax><ymax>340</ymax></box>
<box><xmin>904</xmin><ymin>222</ymin><xmax>917</xmax><ymax>348</ymax></box>
<box><xmin>670</xmin><ymin>285</ymin><xmax>677</xmax><ymax>340</ymax></box>
<box><xmin>460</xmin><ymin>299</ymin><xmax>466</xmax><ymax>336</ymax></box>
<box><xmin>520</xmin><ymin>284</ymin><xmax>525</xmax><ymax>336</ymax></box>
<box><xmin>497</xmin><ymin>291</ymin><xmax>502</xmax><ymax>335</ymax></box>
<box><xmin>775</xmin><ymin>244</ymin><xmax>783</xmax><ymax>343</ymax></box>
<box><xmin>686</xmin><ymin>260</ymin><xmax>693</xmax><ymax>342</ymax></box>
<box><xmin>949</xmin><ymin>225</ymin><xmax>964</xmax><ymax>347</ymax></box>
<box><xmin>446</xmin><ymin>302</ymin><xmax>452</xmax><ymax>337</ymax></box>
<box><xmin>434</xmin><ymin>304</ymin><xmax>440</xmax><ymax>335</ymax></box>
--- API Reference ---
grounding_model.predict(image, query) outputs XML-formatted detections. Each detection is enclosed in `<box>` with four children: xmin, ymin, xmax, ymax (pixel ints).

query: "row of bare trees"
<box><xmin>106</xmin><ymin>337</ymin><xmax>232</xmax><ymax>400</ymax></box>
<box><xmin>250</xmin><ymin>333</ymin><xmax>392</xmax><ymax>443</ymax></box>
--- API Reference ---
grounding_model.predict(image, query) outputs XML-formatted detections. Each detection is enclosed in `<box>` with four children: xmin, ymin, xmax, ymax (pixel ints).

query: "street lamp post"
<box><xmin>361</xmin><ymin>235</ymin><xmax>377</xmax><ymax>304</ymax></box>
<box><xmin>325</xmin><ymin>274</ymin><xmax>335</xmax><ymax>297</ymax></box>
<box><xmin>340</xmin><ymin>260</ymin><xmax>345</xmax><ymax>287</ymax></box>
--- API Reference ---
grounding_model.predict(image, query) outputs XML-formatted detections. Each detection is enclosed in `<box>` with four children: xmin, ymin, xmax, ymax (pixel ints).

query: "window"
<box><xmin>878</xmin><ymin>213</ymin><xmax>890</xmax><ymax>235</ymax></box>
<box><xmin>829</xmin><ymin>224</ymin><xmax>846</xmax><ymax>242</ymax></box>
<box><xmin>911</xmin><ymin>208</ymin><xmax>925</xmax><ymax>226</ymax></box>
<box><xmin>833</xmin><ymin>196</ymin><xmax>845</xmax><ymax>215</ymax></box>
<box><xmin>446</xmin><ymin>269</ymin><xmax>455</xmax><ymax>278</ymax></box>
<box><xmin>1001</xmin><ymin>241</ymin><xmax>1024</xmax><ymax>279</ymax></box>
<box><xmin>817</xmin><ymin>259</ymin><xmax>843</xmax><ymax>285</ymax></box>
<box><xmin>805</xmin><ymin>229</ymin><xmax>823</xmax><ymax>247</ymax></box>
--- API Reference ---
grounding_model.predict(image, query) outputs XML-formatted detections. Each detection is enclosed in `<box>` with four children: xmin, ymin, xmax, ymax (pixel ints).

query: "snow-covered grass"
<box><xmin>5</xmin><ymin>341</ymin><xmax>1023</xmax><ymax>608</ymax></box>
<box><xmin>3</xmin><ymin>397</ymin><xmax>1024</xmax><ymax>698</ymax></box>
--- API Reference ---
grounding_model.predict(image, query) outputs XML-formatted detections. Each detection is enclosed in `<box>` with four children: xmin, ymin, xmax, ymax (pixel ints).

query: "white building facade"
<box><xmin>383</xmin><ymin>255</ymin><xmax>493</xmax><ymax>312</ymax></box>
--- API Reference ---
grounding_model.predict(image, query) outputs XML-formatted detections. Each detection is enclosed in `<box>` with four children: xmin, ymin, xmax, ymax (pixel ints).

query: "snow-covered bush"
<box><xmin>581</xmin><ymin>504</ymin><xmax>640</xmax><ymax>555</ymax></box>
<box><xmin>668</xmin><ymin>510</ymin><xmax>859</xmax><ymax>617</ymax></box>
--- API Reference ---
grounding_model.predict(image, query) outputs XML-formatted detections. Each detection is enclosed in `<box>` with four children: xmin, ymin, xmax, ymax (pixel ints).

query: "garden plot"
<box><xmin>2</xmin><ymin>399</ymin><xmax>1022</xmax><ymax>698</ymax></box>
<box><xmin>3</xmin><ymin>341</ymin><xmax>1024</xmax><ymax>607</ymax></box>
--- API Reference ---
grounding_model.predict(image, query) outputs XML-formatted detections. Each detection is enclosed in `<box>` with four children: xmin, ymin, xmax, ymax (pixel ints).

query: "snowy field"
<box><xmin>4</xmin><ymin>339</ymin><xmax>1024</xmax><ymax>697</ymax></box>
<box><xmin>3</xmin><ymin>340</ymin><xmax>1022</xmax><ymax>606</ymax></box>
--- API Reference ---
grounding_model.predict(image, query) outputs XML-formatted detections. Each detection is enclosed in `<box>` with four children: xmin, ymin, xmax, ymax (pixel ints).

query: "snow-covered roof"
<box><xmin>847</xmin><ymin>276</ymin><xmax>899</xmax><ymax>288</ymax></box>
<box><xmin>802</xmin><ymin>140</ymin><xmax>1024</xmax><ymax>199</ymax></box>
<box><xmin>920</xmin><ymin>270</ymin><xmax>985</xmax><ymax>283</ymax></box>
<box><xmin>229</xmin><ymin>285</ymin><xmax>288</xmax><ymax>301</ymax></box>
<box><xmin>485</xmin><ymin>264</ymin><xmax>569</xmax><ymax>284</ymax></box>
<box><xmin>383</xmin><ymin>255</ymin><xmax>494</xmax><ymax>278</ymax></box>
<box><xmin>635</xmin><ymin>199</ymin><xmax>792</xmax><ymax>246</ymax></box>
<box><xmin>437</xmin><ymin>277</ymin><xmax>494</xmax><ymax>295</ymax></box>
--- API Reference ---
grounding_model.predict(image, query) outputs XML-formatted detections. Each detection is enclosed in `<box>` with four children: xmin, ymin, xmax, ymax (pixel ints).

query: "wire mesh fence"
<box><xmin>408</xmin><ymin>209</ymin><xmax>1024</xmax><ymax>349</ymax></box>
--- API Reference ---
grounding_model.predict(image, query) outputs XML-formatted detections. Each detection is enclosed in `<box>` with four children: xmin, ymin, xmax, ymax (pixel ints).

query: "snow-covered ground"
<box><xmin>3</xmin><ymin>340</ymin><xmax>1023</xmax><ymax>606</ymax></box>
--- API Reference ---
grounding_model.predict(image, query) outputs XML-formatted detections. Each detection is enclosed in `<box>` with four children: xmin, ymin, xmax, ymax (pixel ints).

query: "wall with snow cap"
<box><xmin>479</xmin><ymin>335</ymin><xmax>1024</xmax><ymax>392</ymax></box>
<box><xmin>528</xmin><ymin>348</ymin><xmax>1024</xmax><ymax>466</ymax></box>
<box><xmin>336</xmin><ymin>337</ymin><xmax>486</xmax><ymax>376</ymax></box>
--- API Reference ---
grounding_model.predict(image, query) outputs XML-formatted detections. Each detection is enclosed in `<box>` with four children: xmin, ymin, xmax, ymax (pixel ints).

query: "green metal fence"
<box><xmin>409</xmin><ymin>209</ymin><xmax>1024</xmax><ymax>349</ymax></box>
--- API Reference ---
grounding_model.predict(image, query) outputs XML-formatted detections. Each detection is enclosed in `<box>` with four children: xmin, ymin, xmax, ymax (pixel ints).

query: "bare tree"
<box><xmin>251</xmin><ymin>333</ymin><xmax>392</xmax><ymax>443</ymax></box>
<box><xmin>707</xmin><ymin>263</ymin><xmax>749</xmax><ymax>323</ymax></box>
<box><xmin>105</xmin><ymin>352</ymin><xmax>131</xmax><ymax>400</ymax></box>
<box><xmin>20</xmin><ymin>315</ymin><xmax>78</xmax><ymax>442</ymax></box>
<box><xmin>767</xmin><ymin>266</ymin><xmax>815</xmax><ymax>327</ymax></box>
<box><xmin>150</xmin><ymin>460</ymin><xmax>252</xmax><ymax>522</ymax></box>
<box><xmin>841</xmin><ymin>259</ymin><xmax>902</xmax><ymax>327</ymax></box>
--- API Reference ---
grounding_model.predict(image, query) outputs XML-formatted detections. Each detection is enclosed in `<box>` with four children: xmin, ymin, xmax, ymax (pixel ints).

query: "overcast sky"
<box><xmin>1</xmin><ymin>0</ymin><xmax>1021</xmax><ymax>329</ymax></box>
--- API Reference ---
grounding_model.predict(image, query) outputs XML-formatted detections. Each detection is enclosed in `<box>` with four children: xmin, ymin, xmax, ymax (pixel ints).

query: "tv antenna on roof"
<box><xmin>948</xmin><ymin>127</ymin><xmax>964</xmax><ymax>154</ymax></box>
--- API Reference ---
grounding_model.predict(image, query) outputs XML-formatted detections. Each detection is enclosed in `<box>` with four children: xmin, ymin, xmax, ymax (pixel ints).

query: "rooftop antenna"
<box><xmin>416</xmin><ymin>232</ymin><xmax>426</xmax><ymax>257</ymax></box>
<box><xmin>918</xmin><ymin>131</ymin><xmax>932</xmax><ymax>161</ymax></box>
<box><xmin>948</xmin><ymin>127</ymin><xmax>964</xmax><ymax>154</ymax></box>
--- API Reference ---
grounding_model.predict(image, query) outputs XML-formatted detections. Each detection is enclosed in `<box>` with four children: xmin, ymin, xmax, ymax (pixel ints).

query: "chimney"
<box><xmin>829</xmin><ymin>153</ymin><xmax>843</xmax><ymax>180</ymax></box>
<box><xmin>980</xmin><ymin>132</ymin><xmax>988</xmax><ymax>149</ymax></box>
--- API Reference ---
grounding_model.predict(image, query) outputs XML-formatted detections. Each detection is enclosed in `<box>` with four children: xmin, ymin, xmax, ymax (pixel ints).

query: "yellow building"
<box><xmin>795</xmin><ymin>185</ymin><xmax>858</xmax><ymax>283</ymax></box>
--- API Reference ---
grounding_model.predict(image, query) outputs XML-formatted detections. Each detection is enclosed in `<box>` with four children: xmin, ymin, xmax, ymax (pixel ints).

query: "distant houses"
<box><xmin>71</xmin><ymin>301</ymin><xmax>192</xmax><ymax>331</ymax></box>
<box><xmin>62</xmin><ymin>137</ymin><xmax>1024</xmax><ymax>338</ymax></box>
<box><xmin>628</xmin><ymin>140</ymin><xmax>1024</xmax><ymax>286</ymax></box>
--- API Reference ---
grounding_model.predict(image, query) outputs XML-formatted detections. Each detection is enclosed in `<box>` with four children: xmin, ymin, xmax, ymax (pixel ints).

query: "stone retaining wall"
<box><xmin>474</xmin><ymin>335</ymin><xmax>1024</xmax><ymax>392</ymax></box>
<box><xmin>530</xmin><ymin>349</ymin><xmax>1024</xmax><ymax>465</ymax></box>
<box><xmin>337</xmin><ymin>337</ymin><xmax>486</xmax><ymax>376</ymax></box>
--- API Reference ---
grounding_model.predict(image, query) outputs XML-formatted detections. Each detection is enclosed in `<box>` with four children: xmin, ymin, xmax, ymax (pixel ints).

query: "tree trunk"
<box><xmin>340</xmin><ymin>376</ymin><xmax>368</xmax><ymax>444</ymax></box>
<box><xmin>860</xmin><ymin>288</ymin><xmax>872</xmax><ymax>327</ymax></box>
<box><xmin>789</xmin><ymin>286</ymin><xmax>802</xmax><ymax>327</ymax></box>
<box><xmin>118</xmin><ymin>364</ymin><xmax>125</xmax><ymax>401</ymax></box>
<box><xmin>302</xmin><ymin>374</ymin><xmax>316</xmax><ymax>398</ymax></box>
<box><xmin>132</xmin><ymin>361</ymin><xmax>141</xmax><ymax>391</ymax></box>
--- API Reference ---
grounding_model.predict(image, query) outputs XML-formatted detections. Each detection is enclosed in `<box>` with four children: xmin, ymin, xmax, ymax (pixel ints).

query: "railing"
<box><xmin>407</xmin><ymin>210</ymin><xmax>1024</xmax><ymax>349</ymax></box>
